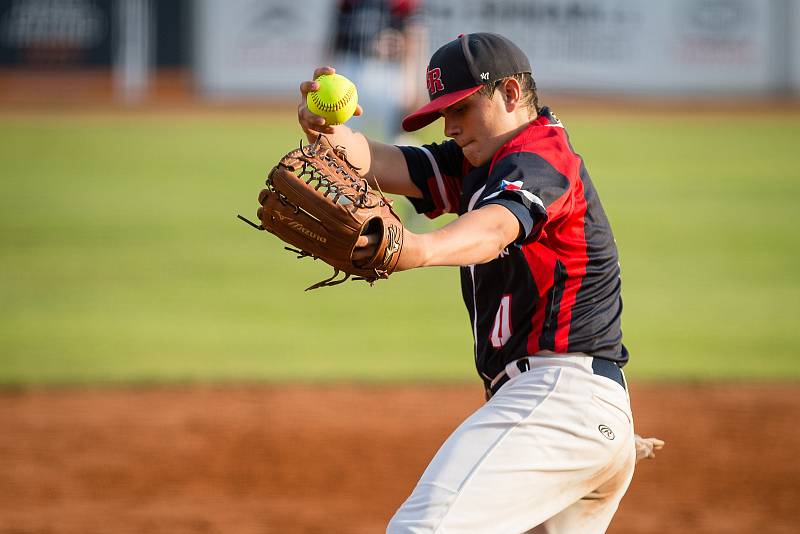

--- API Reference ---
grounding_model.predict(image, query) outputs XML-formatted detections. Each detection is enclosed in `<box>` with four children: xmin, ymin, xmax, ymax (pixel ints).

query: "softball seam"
<box><xmin>310</xmin><ymin>84</ymin><xmax>355</xmax><ymax>112</ymax></box>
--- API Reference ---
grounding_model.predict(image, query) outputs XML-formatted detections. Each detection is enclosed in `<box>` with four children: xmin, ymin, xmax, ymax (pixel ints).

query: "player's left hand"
<box><xmin>354</xmin><ymin>228</ymin><xmax>425</xmax><ymax>271</ymax></box>
<box><xmin>353</xmin><ymin>231</ymin><xmax>381</xmax><ymax>266</ymax></box>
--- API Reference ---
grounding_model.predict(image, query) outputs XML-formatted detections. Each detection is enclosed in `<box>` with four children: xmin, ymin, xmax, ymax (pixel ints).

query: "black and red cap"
<box><xmin>401</xmin><ymin>32</ymin><xmax>532</xmax><ymax>132</ymax></box>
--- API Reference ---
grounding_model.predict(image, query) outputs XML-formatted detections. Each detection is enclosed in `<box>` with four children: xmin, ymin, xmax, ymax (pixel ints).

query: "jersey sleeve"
<box><xmin>398</xmin><ymin>140</ymin><xmax>465</xmax><ymax>218</ymax></box>
<box><xmin>475</xmin><ymin>152</ymin><xmax>570</xmax><ymax>245</ymax></box>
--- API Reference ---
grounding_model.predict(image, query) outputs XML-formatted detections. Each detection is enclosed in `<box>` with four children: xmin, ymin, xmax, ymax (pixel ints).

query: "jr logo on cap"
<box><xmin>427</xmin><ymin>68</ymin><xmax>444</xmax><ymax>95</ymax></box>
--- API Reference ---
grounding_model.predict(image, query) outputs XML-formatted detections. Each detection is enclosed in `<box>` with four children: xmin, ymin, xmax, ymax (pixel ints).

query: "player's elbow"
<box><xmin>477</xmin><ymin>220</ymin><xmax>520</xmax><ymax>263</ymax></box>
<box><xmin>475</xmin><ymin>205</ymin><xmax>523</xmax><ymax>262</ymax></box>
<box><xmin>475</xmin><ymin>238</ymin><xmax>511</xmax><ymax>264</ymax></box>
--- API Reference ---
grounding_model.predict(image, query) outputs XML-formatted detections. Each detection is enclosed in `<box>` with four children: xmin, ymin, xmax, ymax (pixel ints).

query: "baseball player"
<box><xmin>330</xmin><ymin>0</ymin><xmax>425</xmax><ymax>143</ymax></box>
<box><xmin>298</xmin><ymin>32</ymin><xmax>661</xmax><ymax>533</ymax></box>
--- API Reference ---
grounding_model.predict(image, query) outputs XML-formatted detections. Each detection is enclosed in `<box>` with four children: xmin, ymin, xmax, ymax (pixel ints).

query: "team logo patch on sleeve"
<box><xmin>501</xmin><ymin>180</ymin><xmax>524</xmax><ymax>191</ymax></box>
<box><xmin>482</xmin><ymin>178</ymin><xmax>545</xmax><ymax>208</ymax></box>
<box><xmin>482</xmin><ymin>179</ymin><xmax>543</xmax><ymax>208</ymax></box>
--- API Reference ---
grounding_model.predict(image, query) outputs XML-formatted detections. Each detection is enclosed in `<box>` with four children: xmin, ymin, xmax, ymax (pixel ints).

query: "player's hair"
<box><xmin>477</xmin><ymin>73</ymin><xmax>540</xmax><ymax>117</ymax></box>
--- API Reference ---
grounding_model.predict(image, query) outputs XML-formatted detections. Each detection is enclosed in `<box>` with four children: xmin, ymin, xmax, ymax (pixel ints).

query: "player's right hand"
<box><xmin>634</xmin><ymin>434</ymin><xmax>665</xmax><ymax>464</ymax></box>
<box><xmin>298</xmin><ymin>66</ymin><xmax>363</xmax><ymax>137</ymax></box>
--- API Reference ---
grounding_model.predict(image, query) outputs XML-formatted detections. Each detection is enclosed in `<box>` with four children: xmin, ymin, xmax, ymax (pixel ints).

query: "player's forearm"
<box><xmin>303</xmin><ymin>126</ymin><xmax>419</xmax><ymax>198</ymax></box>
<box><xmin>304</xmin><ymin>125</ymin><xmax>372</xmax><ymax>171</ymax></box>
<box><xmin>397</xmin><ymin>205</ymin><xmax>521</xmax><ymax>270</ymax></box>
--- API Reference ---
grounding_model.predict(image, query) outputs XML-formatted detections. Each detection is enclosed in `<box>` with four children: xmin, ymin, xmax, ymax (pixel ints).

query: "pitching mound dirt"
<box><xmin>1</xmin><ymin>384</ymin><xmax>797</xmax><ymax>533</ymax></box>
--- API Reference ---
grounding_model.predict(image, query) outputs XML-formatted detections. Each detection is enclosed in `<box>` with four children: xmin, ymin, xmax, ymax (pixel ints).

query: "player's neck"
<box><xmin>497</xmin><ymin>117</ymin><xmax>533</xmax><ymax>147</ymax></box>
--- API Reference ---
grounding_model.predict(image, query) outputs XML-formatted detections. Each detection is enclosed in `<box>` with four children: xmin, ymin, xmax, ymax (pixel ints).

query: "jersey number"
<box><xmin>490</xmin><ymin>295</ymin><xmax>512</xmax><ymax>348</ymax></box>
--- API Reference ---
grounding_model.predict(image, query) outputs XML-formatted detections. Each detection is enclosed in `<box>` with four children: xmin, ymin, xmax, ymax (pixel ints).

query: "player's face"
<box><xmin>440</xmin><ymin>88</ymin><xmax>522</xmax><ymax>167</ymax></box>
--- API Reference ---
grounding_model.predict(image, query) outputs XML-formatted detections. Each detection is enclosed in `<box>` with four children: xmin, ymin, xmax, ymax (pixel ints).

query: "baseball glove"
<box><xmin>238</xmin><ymin>135</ymin><xmax>404</xmax><ymax>290</ymax></box>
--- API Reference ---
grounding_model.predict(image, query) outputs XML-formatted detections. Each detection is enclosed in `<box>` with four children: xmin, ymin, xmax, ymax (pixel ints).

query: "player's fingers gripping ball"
<box><xmin>307</xmin><ymin>73</ymin><xmax>359</xmax><ymax>125</ymax></box>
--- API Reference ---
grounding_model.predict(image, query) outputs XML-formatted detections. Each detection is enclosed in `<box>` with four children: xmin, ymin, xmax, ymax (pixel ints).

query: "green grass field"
<box><xmin>1</xmin><ymin>108</ymin><xmax>798</xmax><ymax>385</ymax></box>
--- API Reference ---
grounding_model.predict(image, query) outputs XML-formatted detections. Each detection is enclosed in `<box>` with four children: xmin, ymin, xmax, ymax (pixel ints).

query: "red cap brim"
<box><xmin>401</xmin><ymin>86</ymin><xmax>482</xmax><ymax>132</ymax></box>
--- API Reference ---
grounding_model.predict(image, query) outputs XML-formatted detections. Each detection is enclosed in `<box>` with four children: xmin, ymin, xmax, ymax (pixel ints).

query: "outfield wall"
<box><xmin>194</xmin><ymin>0</ymin><xmax>798</xmax><ymax>98</ymax></box>
<box><xmin>424</xmin><ymin>0</ymin><xmax>779</xmax><ymax>94</ymax></box>
<box><xmin>0</xmin><ymin>0</ymin><xmax>797</xmax><ymax>101</ymax></box>
<box><xmin>193</xmin><ymin>0</ymin><xmax>335</xmax><ymax>98</ymax></box>
<box><xmin>792</xmin><ymin>0</ymin><xmax>800</xmax><ymax>90</ymax></box>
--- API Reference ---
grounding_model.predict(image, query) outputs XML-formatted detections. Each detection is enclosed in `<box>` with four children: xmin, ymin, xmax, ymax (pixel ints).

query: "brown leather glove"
<box><xmin>243</xmin><ymin>135</ymin><xmax>404</xmax><ymax>290</ymax></box>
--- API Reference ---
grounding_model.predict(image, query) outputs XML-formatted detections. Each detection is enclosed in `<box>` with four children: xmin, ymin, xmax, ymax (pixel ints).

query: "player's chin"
<box><xmin>462</xmin><ymin>145</ymin><xmax>488</xmax><ymax>167</ymax></box>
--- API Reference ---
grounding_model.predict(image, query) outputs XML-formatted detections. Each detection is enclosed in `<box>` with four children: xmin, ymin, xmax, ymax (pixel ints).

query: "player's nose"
<box><xmin>443</xmin><ymin>116</ymin><xmax>460</xmax><ymax>139</ymax></box>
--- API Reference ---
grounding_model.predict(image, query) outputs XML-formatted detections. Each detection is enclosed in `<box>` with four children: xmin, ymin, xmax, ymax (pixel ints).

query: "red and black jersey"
<box><xmin>399</xmin><ymin>108</ymin><xmax>628</xmax><ymax>385</ymax></box>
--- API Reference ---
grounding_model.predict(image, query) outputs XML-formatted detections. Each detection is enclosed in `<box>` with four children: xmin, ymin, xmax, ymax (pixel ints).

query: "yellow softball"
<box><xmin>307</xmin><ymin>73</ymin><xmax>359</xmax><ymax>125</ymax></box>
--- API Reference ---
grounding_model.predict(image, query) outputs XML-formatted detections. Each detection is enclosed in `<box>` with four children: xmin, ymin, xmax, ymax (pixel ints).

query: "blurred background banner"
<box><xmin>192</xmin><ymin>0</ymin><xmax>798</xmax><ymax>97</ymax></box>
<box><xmin>1</xmin><ymin>0</ymin><xmax>798</xmax><ymax>104</ymax></box>
<box><xmin>793</xmin><ymin>0</ymin><xmax>800</xmax><ymax>89</ymax></box>
<box><xmin>424</xmin><ymin>0</ymin><xmax>784</xmax><ymax>94</ymax></box>
<box><xmin>0</xmin><ymin>0</ymin><xmax>113</xmax><ymax>67</ymax></box>
<box><xmin>0</xmin><ymin>0</ymin><xmax>190</xmax><ymax>103</ymax></box>
<box><xmin>194</xmin><ymin>0</ymin><xmax>333</xmax><ymax>98</ymax></box>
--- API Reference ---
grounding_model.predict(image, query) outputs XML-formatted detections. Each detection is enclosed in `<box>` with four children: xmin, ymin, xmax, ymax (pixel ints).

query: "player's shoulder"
<box><xmin>489</xmin><ymin>110</ymin><xmax>577</xmax><ymax>181</ymax></box>
<box><xmin>400</xmin><ymin>138</ymin><xmax>465</xmax><ymax>174</ymax></box>
<box><xmin>420</xmin><ymin>137</ymin><xmax>463</xmax><ymax>159</ymax></box>
<box><xmin>489</xmin><ymin>142</ymin><xmax>558</xmax><ymax>181</ymax></box>
<box><xmin>495</xmin><ymin>109</ymin><xmax>567</xmax><ymax>159</ymax></box>
<box><xmin>486</xmin><ymin>142</ymin><xmax>571</xmax><ymax>197</ymax></box>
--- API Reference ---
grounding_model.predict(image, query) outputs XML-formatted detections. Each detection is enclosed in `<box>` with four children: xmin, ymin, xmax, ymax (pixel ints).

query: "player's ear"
<box><xmin>501</xmin><ymin>78</ymin><xmax>522</xmax><ymax>111</ymax></box>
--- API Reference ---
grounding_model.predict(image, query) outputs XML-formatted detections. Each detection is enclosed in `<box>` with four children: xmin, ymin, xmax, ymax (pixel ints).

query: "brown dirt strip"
<box><xmin>0</xmin><ymin>384</ymin><xmax>797</xmax><ymax>533</ymax></box>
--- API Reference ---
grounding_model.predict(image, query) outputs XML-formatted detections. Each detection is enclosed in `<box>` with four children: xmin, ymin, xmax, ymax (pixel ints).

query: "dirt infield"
<box><xmin>1</xmin><ymin>384</ymin><xmax>797</xmax><ymax>534</ymax></box>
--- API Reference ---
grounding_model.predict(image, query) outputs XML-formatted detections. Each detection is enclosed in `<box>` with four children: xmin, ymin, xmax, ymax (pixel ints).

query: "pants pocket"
<box><xmin>591</xmin><ymin>392</ymin><xmax>632</xmax><ymax>426</ymax></box>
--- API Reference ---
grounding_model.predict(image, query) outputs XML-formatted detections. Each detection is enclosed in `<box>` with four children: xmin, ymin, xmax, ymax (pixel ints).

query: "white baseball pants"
<box><xmin>388</xmin><ymin>356</ymin><xmax>636</xmax><ymax>534</ymax></box>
